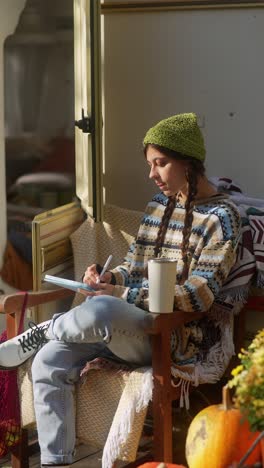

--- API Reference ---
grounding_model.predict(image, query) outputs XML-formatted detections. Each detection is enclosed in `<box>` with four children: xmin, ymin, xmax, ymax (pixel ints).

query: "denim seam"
<box><xmin>112</xmin><ymin>327</ymin><xmax>146</xmax><ymax>341</ymax></box>
<box><xmin>60</xmin><ymin>385</ymin><xmax>65</xmax><ymax>455</ymax></box>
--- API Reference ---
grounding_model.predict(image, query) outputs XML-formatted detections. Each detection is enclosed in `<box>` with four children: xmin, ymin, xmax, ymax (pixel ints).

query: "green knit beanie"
<box><xmin>143</xmin><ymin>113</ymin><xmax>206</xmax><ymax>162</ymax></box>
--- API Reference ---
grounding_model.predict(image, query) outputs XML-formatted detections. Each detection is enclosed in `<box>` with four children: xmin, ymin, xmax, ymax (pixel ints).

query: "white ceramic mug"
<box><xmin>148</xmin><ymin>258</ymin><xmax>177</xmax><ymax>313</ymax></box>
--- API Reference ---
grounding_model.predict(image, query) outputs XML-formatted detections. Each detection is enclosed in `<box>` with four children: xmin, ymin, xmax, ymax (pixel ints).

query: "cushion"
<box><xmin>70</xmin><ymin>204</ymin><xmax>143</xmax><ymax>306</ymax></box>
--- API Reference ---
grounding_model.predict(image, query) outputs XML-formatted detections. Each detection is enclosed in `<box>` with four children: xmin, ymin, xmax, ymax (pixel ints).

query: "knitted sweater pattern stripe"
<box><xmin>111</xmin><ymin>193</ymin><xmax>241</xmax><ymax>313</ymax></box>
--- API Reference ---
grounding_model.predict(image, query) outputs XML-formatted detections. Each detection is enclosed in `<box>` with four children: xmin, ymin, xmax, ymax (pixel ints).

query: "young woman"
<box><xmin>0</xmin><ymin>113</ymin><xmax>241</xmax><ymax>466</ymax></box>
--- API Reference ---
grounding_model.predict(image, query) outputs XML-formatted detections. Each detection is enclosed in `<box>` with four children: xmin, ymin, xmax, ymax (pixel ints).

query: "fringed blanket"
<box><xmin>170</xmin><ymin>303</ymin><xmax>235</xmax><ymax>407</ymax></box>
<box><xmin>168</xmin><ymin>178</ymin><xmax>264</xmax><ymax>404</ymax></box>
<box><xmin>77</xmin><ymin>360</ymin><xmax>153</xmax><ymax>468</ymax></box>
<box><xmin>210</xmin><ymin>177</ymin><xmax>264</xmax><ymax>302</ymax></box>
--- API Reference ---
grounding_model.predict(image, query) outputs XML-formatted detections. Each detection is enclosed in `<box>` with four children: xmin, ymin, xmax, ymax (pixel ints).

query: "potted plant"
<box><xmin>228</xmin><ymin>328</ymin><xmax>264</xmax><ymax>464</ymax></box>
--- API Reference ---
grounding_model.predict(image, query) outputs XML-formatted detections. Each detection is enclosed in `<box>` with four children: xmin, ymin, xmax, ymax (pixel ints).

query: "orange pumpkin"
<box><xmin>185</xmin><ymin>386</ymin><xmax>261</xmax><ymax>468</ymax></box>
<box><xmin>138</xmin><ymin>464</ymin><xmax>186</xmax><ymax>468</ymax></box>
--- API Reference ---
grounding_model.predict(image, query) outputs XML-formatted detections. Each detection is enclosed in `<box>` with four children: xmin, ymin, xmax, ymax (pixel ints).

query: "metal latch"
<box><xmin>75</xmin><ymin>108</ymin><xmax>92</xmax><ymax>134</ymax></box>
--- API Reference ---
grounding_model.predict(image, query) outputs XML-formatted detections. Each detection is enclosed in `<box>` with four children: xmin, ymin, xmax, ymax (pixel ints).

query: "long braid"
<box><xmin>154</xmin><ymin>196</ymin><xmax>176</xmax><ymax>258</ymax></box>
<box><xmin>181</xmin><ymin>165</ymin><xmax>199</xmax><ymax>282</ymax></box>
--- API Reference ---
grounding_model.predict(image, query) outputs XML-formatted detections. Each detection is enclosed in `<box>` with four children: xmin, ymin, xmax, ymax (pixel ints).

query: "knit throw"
<box><xmin>78</xmin><ymin>361</ymin><xmax>153</xmax><ymax>468</ymax></box>
<box><xmin>210</xmin><ymin>177</ymin><xmax>264</xmax><ymax>304</ymax></box>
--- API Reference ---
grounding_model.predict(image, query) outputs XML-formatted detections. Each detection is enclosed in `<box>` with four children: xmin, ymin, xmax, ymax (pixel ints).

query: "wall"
<box><xmin>103</xmin><ymin>7</ymin><xmax>264</xmax><ymax>211</ymax></box>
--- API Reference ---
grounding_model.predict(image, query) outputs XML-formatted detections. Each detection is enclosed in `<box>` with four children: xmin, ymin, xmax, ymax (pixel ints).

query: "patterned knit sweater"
<box><xmin>111</xmin><ymin>192</ymin><xmax>241</xmax><ymax>314</ymax></box>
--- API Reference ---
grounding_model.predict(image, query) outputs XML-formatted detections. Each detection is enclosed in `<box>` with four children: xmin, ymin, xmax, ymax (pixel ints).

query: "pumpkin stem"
<box><xmin>222</xmin><ymin>385</ymin><xmax>233</xmax><ymax>410</ymax></box>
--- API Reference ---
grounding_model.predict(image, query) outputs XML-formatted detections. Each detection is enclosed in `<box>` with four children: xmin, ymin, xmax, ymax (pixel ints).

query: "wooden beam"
<box><xmin>102</xmin><ymin>1</ymin><xmax>264</xmax><ymax>13</ymax></box>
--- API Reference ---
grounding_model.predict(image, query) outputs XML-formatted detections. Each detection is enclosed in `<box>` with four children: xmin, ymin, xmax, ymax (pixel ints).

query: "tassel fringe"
<box><xmin>102</xmin><ymin>368</ymin><xmax>153</xmax><ymax>468</ymax></box>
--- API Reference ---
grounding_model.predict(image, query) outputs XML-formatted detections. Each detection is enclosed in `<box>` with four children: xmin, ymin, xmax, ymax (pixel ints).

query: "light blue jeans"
<box><xmin>31</xmin><ymin>295</ymin><xmax>152</xmax><ymax>465</ymax></box>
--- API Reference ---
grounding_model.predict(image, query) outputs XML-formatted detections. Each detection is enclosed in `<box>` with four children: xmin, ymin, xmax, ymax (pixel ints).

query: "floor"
<box><xmin>0</xmin><ymin>441</ymin><xmax>149</xmax><ymax>467</ymax></box>
<box><xmin>0</xmin><ymin>443</ymin><xmax>104</xmax><ymax>468</ymax></box>
<box><xmin>31</xmin><ymin>444</ymin><xmax>105</xmax><ymax>468</ymax></box>
<box><xmin>0</xmin><ymin>415</ymin><xmax>188</xmax><ymax>468</ymax></box>
<box><xmin>0</xmin><ymin>400</ymin><xmax>198</xmax><ymax>468</ymax></box>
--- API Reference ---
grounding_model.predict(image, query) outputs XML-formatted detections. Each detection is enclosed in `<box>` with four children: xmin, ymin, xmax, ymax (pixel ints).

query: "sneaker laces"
<box><xmin>18</xmin><ymin>321</ymin><xmax>49</xmax><ymax>354</ymax></box>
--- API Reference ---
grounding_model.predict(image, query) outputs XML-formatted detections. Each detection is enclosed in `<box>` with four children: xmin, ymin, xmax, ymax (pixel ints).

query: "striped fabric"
<box><xmin>111</xmin><ymin>192</ymin><xmax>241</xmax><ymax>314</ymax></box>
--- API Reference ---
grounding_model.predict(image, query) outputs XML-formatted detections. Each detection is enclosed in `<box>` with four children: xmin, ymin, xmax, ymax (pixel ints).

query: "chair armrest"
<box><xmin>144</xmin><ymin>310</ymin><xmax>203</xmax><ymax>335</ymax></box>
<box><xmin>0</xmin><ymin>288</ymin><xmax>75</xmax><ymax>338</ymax></box>
<box><xmin>0</xmin><ymin>288</ymin><xmax>74</xmax><ymax>315</ymax></box>
<box><xmin>246</xmin><ymin>294</ymin><xmax>264</xmax><ymax>312</ymax></box>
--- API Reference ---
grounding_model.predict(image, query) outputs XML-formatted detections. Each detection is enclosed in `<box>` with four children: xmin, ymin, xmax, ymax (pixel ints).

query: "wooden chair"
<box><xmin>1</xmin><ymin>288</ymin><xmax>262</xmax><ymax>467</ymax></box>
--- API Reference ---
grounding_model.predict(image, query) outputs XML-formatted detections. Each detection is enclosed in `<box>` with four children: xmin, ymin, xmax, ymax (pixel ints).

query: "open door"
<box><xmin>74</xmin><ymin>0</ymin><xmax>103</xmax><ymax>221</ymax></box>
<box><xmin>32</xmin><ymin>0</ymin><xmax>103</xmax><ymax>322</ymax></box>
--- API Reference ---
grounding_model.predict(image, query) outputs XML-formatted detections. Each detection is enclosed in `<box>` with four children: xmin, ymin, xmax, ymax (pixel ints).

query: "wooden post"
<box><xmin>152</xmin><ymin>320</ymin><xmax>173</xmax><ymax>462</ymax></box>
<box><xmin>11</xmin><ymin>429</ymin><xmax>29</xmax><ymax>468</ymax></box>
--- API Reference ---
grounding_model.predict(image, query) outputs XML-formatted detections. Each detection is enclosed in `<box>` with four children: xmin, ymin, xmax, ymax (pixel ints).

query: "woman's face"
<box><xmin>146</xmin><ymin>146</ymin><xmax>187</xmax><ymax>197</ymax></box>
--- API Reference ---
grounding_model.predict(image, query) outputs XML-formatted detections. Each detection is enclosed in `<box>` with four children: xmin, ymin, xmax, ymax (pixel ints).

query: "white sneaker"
<box><xmin>0</xmin><ymin>320</ymin><xmax>51</xmax><ymax>369</ymax></box>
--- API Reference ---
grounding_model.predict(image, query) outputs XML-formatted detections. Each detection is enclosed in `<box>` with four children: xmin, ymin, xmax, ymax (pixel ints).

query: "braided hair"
<box><xmin>144</xmin><ymin>144</ymin><xmax>205</xmax><ymax>282</ymax></box>
<box><xmin>153</xmin><ymin>195</ymin><xmax>176</xmax><ymax>258</ymax></box>
<box><xmin>181</xmin><ymin>163</ymin><xmax>200</xmax><ymax>282</ymax></box>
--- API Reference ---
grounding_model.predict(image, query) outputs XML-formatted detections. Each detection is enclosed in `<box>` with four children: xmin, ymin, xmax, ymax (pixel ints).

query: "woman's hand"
<box><xmin>83</xmin><ymin>264</ymin><xmax>112</xmax><ymax>287</ymax></box>
<box><xmin>78</xmin><ymin>282</ymin><xmax>115</xmax><ymax>297</ymax></box>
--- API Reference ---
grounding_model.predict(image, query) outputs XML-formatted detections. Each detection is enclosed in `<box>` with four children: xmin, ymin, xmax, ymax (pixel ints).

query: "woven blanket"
<box><xmin>77</xmin><ymin>360</ymin><xmax>153</xmax><ymax>468</ymax></box>
<box><xmin>210</xmin><ymin>177</ymin><xmax>264</xmax><ymax>304</ymax></box>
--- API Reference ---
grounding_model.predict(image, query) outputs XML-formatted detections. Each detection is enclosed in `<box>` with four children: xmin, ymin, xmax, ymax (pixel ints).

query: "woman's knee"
<box><xmin>85</xmin><ymin>296</ymin><xmax>139</xmax><ymax>324</ymax></box>
<box><xmin>50</xmin><ymin>296</ymin><xmax>147</xmax><ymax>345</ymax></box>
<box><xmin>84</xmin><ymin>295</ymin><xmax>120</xmax><ymax>319</ymax></box>
<box><xmin>52</xmin><ymin>296</ymin><xmax>120</xmax><ymax>340</ymax></box>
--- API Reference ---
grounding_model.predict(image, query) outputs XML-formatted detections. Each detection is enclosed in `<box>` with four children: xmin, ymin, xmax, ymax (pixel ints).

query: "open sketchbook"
<box><xmin>44</xmin><ymin>274</ymin><xmax>95</xmax><ymax>292</ymax></box>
